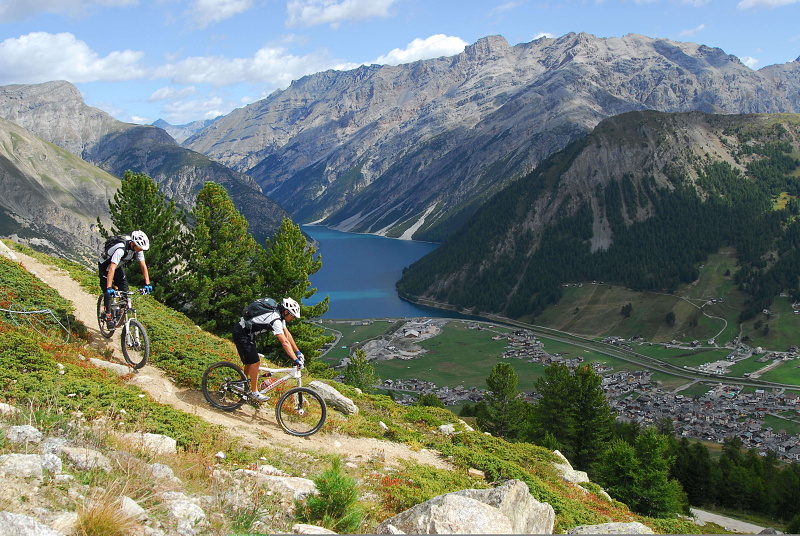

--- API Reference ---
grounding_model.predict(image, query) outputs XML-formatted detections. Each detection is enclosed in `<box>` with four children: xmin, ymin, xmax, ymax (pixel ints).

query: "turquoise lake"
<box><xmin>302</xmin><ymin>225</ymin><xmax>448</xmax><ymax>319</ymax></box>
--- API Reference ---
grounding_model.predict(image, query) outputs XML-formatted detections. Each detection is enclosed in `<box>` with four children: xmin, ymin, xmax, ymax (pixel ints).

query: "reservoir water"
<box><xmin>302</xmin><ymin>225</ymin><xmax>446</xmax><ymax>319</ymax></box>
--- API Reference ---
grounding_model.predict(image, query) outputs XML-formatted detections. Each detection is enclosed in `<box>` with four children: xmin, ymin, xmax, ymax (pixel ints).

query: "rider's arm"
<box><xmin>139</xmin><ymin>259</ymin><xmax>150</xmax><ymax>286</ymax></box>
<box><xmin>105</xmin><ymin>262</ymin><xmax>118</xmax><ymax>289</ymax></box>
<box><xmin>275</xmin><ymin>331</ymin><xmax>299</xmax><ymax>360</ymax></box>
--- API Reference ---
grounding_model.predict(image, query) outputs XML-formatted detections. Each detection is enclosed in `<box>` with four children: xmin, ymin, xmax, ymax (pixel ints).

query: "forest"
<box><xmin>397</xmin><ymin>120</ymin><xmax>800</xmax><ymax>323</ymax></box>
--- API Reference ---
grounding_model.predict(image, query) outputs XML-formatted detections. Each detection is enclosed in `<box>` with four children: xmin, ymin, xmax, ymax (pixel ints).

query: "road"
<box><xmin>691</xmin><ymin>508</ymin><xmax>773</xmax><ymax>534</ymax></box>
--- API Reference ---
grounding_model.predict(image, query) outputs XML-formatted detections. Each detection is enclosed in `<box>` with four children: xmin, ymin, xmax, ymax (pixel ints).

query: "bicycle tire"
<box><xmin>121</xmin><ymin>318</ymin><xmax>149</xmax><ymax>369</ymax></box>
<box><xmin>276</xmin><ymin>387</ymin><xmax>327</xmax><ymax>437</ymax></box>
<box><xmin>96</xmin><ymin>294</ymin><xmax>115</xmax><ymax>338</ymax></box>
<box><xmin>202</xmin><ymin>361</ymin><xmax>248</xmax><ymax>411</ymax></box>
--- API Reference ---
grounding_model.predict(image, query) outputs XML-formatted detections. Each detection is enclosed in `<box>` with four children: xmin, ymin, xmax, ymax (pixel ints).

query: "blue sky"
<box><xmin>1</xmin><ymin>0</ymin><xmax>799</xmax><ymax>126</ymax></box>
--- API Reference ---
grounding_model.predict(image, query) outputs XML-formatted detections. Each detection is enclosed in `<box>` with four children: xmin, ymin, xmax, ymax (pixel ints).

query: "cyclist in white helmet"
<box><xmin>232</xmin><ymin>297</ymin><xmax>303</xmax><ymax>402</ymax></box>
<box><xmin>98</xmin><ymin>230</ymin><xmax>153</xmax><ymax>329</ymax></box>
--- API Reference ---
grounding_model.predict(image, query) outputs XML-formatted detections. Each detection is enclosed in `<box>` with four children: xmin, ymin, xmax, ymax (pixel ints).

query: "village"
<box><xmin>355</xmin><ymin>320</ymin><xmax>800</xmax><ymax>462</ymax></box>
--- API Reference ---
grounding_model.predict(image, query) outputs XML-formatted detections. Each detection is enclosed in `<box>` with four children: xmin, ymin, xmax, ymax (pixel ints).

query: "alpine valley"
<box><xmin>1</xmin><ymin>32</ymin><xmax>800</xmax><ymax>320</ymax></box>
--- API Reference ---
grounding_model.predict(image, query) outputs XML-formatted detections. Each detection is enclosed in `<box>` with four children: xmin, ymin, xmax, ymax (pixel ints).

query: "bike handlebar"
<box><xmin>112</xmin><ymin>289</ymin><xmax>148</xmax><ymax>297</ymax></box>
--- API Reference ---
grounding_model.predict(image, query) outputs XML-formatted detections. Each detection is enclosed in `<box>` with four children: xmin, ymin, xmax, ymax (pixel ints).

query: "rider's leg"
<box><xmin>232</xmin><ymin>326</ymin><xmax>260</xmax><ymax>392</ymax></box>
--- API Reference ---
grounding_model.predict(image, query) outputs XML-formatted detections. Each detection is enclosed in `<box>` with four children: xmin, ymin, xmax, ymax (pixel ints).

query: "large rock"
<box><xmin>310</xmin><ymin>381</ymin><xmax>359</xmax><ymax>415</ymax></box>
<box><xmin>376</xmin><ymin>493</ymin><xmax>514</xmax><ymax>534</ymax></box>
<box><xmin>376</xmin><ymin>479</ymin><xmax>554</xmax><ymax>534</ymax></box>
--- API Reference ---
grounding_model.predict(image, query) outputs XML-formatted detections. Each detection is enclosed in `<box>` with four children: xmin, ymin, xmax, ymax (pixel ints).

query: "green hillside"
<box><xmin>0</xmin><ymin>240</ymin><xmax>712</xmax><ymax>534</ymax></box>
<box><xmin>398</xmin><ymin>112</ymin><xmax>800</xmax><ymax>325</ymax></box>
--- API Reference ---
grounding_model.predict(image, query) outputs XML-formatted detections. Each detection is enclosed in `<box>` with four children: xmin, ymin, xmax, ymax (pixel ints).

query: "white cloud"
<box><xmin>374</xmin><ymin>35</ymin><xmax>469</xmax><ymax>66</ymax></box>
<box><xmin>534</xmin><ymin>32</ymin><xmax>555</xmax><ymax>40</ymax></box>
<box><xmin>492</xmin><ymin>1</ymin><xmax>523</xmax><ymax>13</ymax></box>
<box><xmin>188</xmin><ymin>0</ymin><xmax>253</xmax><ymax>28</ymax></box>
<box><xmin>149</xmin><ymin>86</ymin><xmax>197</xmax><ymax>101</ymax></box>
<box><xmin>737</xmin><ymin>0</ymin><xmax>799</xmax><ymax>8</ymax></box>
<box><xmin>0</xmin><ymin>0</ymin><xmax>136</xmax><ymax>23</ymax></box>
<box><xmin>740</xmin><ymin>56</ymin><xmax>759</xmax><ymax>68</ymax></box>
<box><xmin>0</xmin><ymin>32</ymin><xmax>146</xmax><ymax>85</ymax></box>
<box><xmin>286</xmin><ymin>0</ymin><xmax>398</xmax><ymax>29</ymax></box>
<box><xmin>153</xmin><ymin>45</ymin><xmax>335</xmax><ymax>88</ymax></box>
<box><xmin>678</xmin><ymin>23</ymin><xmax>706</xmax><ymax>38</ymax></box>
<box><xmin>160</xmin><ymin>95</ymin><xmax>229</xmax><ymax>123</ymax></box>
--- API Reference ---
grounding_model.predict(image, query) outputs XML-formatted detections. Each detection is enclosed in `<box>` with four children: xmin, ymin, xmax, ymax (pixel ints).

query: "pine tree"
<box><xmin>530</xmin><ymin>363</ymin><xmax>577</xmax><ymax>455</ymax></box>
<box><xmin>476</xmin><ymin>362</ymin><xmax>530</xmax><ymax>440</ymax></box>
<box><xmin>177</xmin><ymin>182</ymin><xmax>259</xmax><ymax>333</ymax></box>
<box><xmin>253</xmin><ymin>218</ymin><xmax>332</xmax><ymax>370</ymax></box>
<box><xmin>571</xmin><ymin>364</ymin><xmax>615</xmax><ymax>469</ymax></box>
<box><xmin>342</xmin><ymin>348</ymin><xmax>380</xmax><ymax>393</ymax></box>
<box><xmin>97</xmin><ymin>170</ymin><xmax>187</xmax><ymax>302</ymax></box>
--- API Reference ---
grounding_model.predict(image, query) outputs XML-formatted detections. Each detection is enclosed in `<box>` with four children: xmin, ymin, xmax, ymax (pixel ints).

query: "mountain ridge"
<box><xmin>184</xmin><ymin>32</ymin><xmax>800</xmax><ymax>241</ymax></box>
<box><xmin>0</xmin><ymin>81</ymin><xmax>290</xmax><ymax>246</ymax></box>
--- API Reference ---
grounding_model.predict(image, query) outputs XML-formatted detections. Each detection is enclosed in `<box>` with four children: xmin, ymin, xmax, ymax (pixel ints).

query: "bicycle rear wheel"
<box><xmin>276</xmin><ymin>387</ymin><xmax>327</xmax><ymax>437</ymax></box>
<box><xmin>121</xmin><ymin>319</ymin><xmax>149</xmax><ymax>369</ymax></box>
<box><xmin>96</xmin><ymin>295</ymin><xmax>115</xmax><ymax>338</ymax></box>
<box><xmin>202</xmin><ymin>361</ymin><xmax>248</xmax><ymax>411</ymax></box>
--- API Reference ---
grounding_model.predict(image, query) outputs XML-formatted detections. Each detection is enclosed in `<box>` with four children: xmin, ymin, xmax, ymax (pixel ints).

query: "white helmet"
<box><xmin>131</xmin><ymin>230</ymin><xmax>150</xmax><ymax>251</ymax></box>
<box><xmin>281</xmin><ymin>297</ymin><xmax>301</xmax><ymax>318</ymax></box>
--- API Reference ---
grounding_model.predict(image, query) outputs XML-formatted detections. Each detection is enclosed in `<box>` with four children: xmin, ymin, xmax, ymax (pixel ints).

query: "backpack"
<box><xmin>102</xmin><ymin>234</ymin><xmax>131</xmax><ymax>259</ymax></box>
<box><xmin>241</xmin><ymin>297</ymin><xmax>279</xmax><ymax>331</ymax></box>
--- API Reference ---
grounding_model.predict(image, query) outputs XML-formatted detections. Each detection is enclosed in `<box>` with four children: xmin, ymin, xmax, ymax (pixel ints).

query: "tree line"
<box><xmin>97</xmin><ymin>170</ymin><xmax>333</xmax><ymax>371</ymax></box>
<box><xmin>398</xmin><ymin>123</ymin><xmax>800</xmax><ymax>322</ymax></box>
<box><xmin>460</xmin><ymin>361</ymin><xmax>800</xmax><ymax>529</ymax></box>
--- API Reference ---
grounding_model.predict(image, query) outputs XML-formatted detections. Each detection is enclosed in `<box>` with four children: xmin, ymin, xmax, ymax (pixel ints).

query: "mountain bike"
<box><xmin>201</xmin><ymin>361</ymin><xmax>327</xmax><ymax>437</ymax></box>
<box><xmin>96</xmin><ymin>289</ymin><xmax>150</xmax><ymax>369</ymax></box>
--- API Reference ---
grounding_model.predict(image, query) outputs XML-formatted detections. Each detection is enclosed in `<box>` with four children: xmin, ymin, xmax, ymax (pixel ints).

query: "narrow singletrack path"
<box><xmin>12</xmin><ymin>248</ymin><xmax>453</xmax><ymax>470</ymax></box>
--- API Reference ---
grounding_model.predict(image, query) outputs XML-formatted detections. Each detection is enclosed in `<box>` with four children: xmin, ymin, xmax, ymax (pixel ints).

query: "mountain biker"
<box><xmin>98</xmin><ymin>230</ymin><xmax>153</xmax><ymax>329</ymax></box>
<box><xmin>232</xmin><ymin>297</ymin><xmax>304</xmax><ymax>402</ymax></box>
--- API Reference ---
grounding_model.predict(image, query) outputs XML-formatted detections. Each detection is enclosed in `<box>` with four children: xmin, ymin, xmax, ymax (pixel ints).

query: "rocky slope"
<box><xmin>396</xmin><ymin>111</ymin><xmax>800</xmax><ymax>318</ymax></box>
<box><xmin>0</xmin><ymin>117</ymin><xmax>118</xmax><ymax>263</ymax></box>
<box><xmin>0</xmin><ymin>82</ymin><xmax>290</xmax><ymax>245</ymax></box>
<box><xmin>184</xmin><ymin>33</ymin><xmax>800</xmax><ymax>241</ymax></box>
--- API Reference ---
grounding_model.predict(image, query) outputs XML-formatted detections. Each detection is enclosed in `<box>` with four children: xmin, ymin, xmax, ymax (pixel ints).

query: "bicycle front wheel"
<box><xmin>96</xmin><ymin>295</ymin><xmax>115</xmax><ymax>339</ymax></box>
<box><xmin>202</xmin><ymin>361</ymin><xmax>248</xmax><ymax>411</ymax></box>
<box><xmin>276</xmin><ymin>387</ymin><xmax>327</xmax><ymax>437</ymax></box>
<box><xmin>121</xmin><ymin>319</ymin><xmax>149</xmax><ymax>369</ymax></box>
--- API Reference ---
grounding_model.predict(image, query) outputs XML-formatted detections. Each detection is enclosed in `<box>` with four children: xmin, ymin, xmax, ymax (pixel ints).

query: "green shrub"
<box><xmin>295</xmin><ymin>457</ymin><xmax>365</xmax><ymax>533</ymax></box>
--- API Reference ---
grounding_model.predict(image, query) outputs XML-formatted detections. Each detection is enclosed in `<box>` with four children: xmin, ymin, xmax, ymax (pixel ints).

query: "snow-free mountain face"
<box><xmin>0</xmin><ymin>81</ymin><xmax>290</xmax><ymax>246</ymax></box>
<box><xmin>183</xmin><ymin>33</ymin><xmax>800</xmax><ymax>241</ymax></box>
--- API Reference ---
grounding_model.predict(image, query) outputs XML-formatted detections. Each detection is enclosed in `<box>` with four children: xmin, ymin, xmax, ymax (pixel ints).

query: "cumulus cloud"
<box><xmin>0</xmin><ymin>0</ymin><xmax>136</xmax><ymax>23</ymax></box>
<box><xmin>153</xmin><ymin>45</ymin><xmax>334</xmax><ymax>88</ymax></box>
<box><xmin>188</xmin><ymin>0</ymin><xmax>253</xmax><ymax>28</ymax></box>
<box><xmin>374</xmin><ymin>35</ymin><xmax>469</xmax><ymax>66</ymax></box>
<box><xmin>286</xmin><ymin>0</ymin><xmax>398</xmax><ymax>28</ymax></box>
<box><xmin>149</xmin><ymin>86</ymin><xmax>197</xmax><ymax>101</ymax></box>
<box><xmin>0</xmin><ymin>32</ymin><xmax>146</xmax><ymax>85</ymax></box>
<box><xmin>737</xmin><ymin>0</ymin><xmax>799</xmax><ymax>8</ymax></box>
<box><xmin>160</xmin><ymin>95</ymin><xmax>229</xmax><ymax>122</ymax></box>
<box><xmin>740</xmin><ymin>56</ymin><xmax>759</xmax><ymax>68</ymax></box>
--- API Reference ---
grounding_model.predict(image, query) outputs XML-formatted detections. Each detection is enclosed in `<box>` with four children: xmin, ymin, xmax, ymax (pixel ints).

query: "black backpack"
<box><xmin>103</xmin><ymin>234</ymin><xmax>131</xmax><ymax>258</ymax></box>
<box><xmin>242</xmin><ymin>297</ymin><xmax>279</xmax><ymax>331</ymax></box>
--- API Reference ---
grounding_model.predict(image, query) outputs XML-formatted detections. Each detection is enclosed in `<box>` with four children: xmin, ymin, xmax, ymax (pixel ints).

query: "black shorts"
<box><xmin>232</xmin><ymin>322</ymin><xmax>259</xmax><ymax>365</ymax></box>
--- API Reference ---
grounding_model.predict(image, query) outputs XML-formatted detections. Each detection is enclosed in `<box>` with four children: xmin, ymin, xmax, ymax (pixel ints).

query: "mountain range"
<box><xmin>1</xmin><ymin>32</ymin><xmax>800</xmax><ymax>318</ymax></box>
<box><xmin>183</xmin><ymin>33</ymin><xmax>800</xmax><ymax>241</ymax></box>
<box><xmin>0</xmin><ymin>81</ymin><xmax>289</xmax><ymax>259</ymax></box>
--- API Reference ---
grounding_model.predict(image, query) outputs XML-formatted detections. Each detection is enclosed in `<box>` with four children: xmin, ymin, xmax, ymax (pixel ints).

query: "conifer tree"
<box><xmin>342</xmin><ymin>348</ymin><xmax>380</xmax><ymax>393</ymax></box>
<box><xmin>98</xmin><ymin>170</ymin><xmax>187</xmax><ymax>303</ymax></box>
<box><xmin>177</xmin><ymin>182</ymin><xmax>259</xmax><ymax>333</ymax></box>
<box><xmin>253</xmin><ymin>218</ymin><xmax>332</xmax><ymax>370</ymax></box>
<box><xmin>571</xmin><ymin>364</ymin><xmax>615</xmax><ymax>469</ymax></box>
<box><xmin>530</xmin><ymin>363</ymin><xmax>576</xmax><ymax>454</ymax></box>
<box><xmin>476</xmin><ymin>362</ymin><xmax>530</xmax><ymax>440</ymax></box>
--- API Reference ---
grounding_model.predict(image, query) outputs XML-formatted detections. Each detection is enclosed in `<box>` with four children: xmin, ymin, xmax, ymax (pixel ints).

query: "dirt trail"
<box><xmin>12</xmin><ymin>248</ymin><xmax>452</xmax><ymax>470</ymax></box>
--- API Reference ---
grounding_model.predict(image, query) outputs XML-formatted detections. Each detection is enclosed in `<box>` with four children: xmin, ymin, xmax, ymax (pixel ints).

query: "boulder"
<box><xmin>309</xmin><ymin>381</ymin><xmax>359</xmax><ymax>415</ymax></box>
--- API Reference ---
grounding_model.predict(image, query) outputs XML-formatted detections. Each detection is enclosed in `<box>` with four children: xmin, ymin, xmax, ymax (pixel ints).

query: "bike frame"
<box><xmin>256</xmin><ymin>365</ymin><xmax>304</xmax><ymax>395</ymax></box>
<box><xmin>110</xmin><ymin>290</ymin><xmax>141</xmax><ymax>332</ymax></box>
